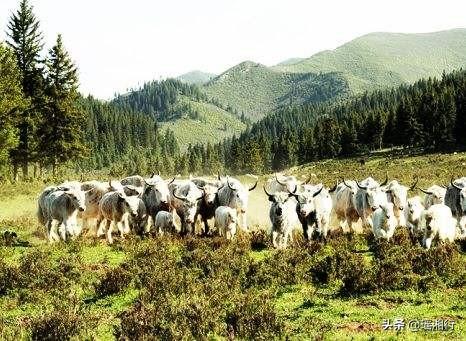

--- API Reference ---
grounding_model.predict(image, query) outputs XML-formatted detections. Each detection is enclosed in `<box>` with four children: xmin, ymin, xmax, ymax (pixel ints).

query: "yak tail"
<box><xmin>37</xmin><ymin>204</ymin><xmax>46</xmax><ymax>226</ymax></box>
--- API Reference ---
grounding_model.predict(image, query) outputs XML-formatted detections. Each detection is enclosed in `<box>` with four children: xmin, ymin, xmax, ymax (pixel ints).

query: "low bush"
<box><xmin>337</xmin><ymin>250</ymin><xmax>375</xmax><ymax>296</ymax></box>
<box><xmin>17</xmin><ymin>250</ymin><xmax>81</xmax><ymax>292</ymax></box>
<box><xmin>249</xmin><ymin>229</ymin><xmax>271</xmax><ymax>251</ymax></box>
<box><xmin>226</xmin><ymin>289</ymin><xmax>283</xmax><ymax>340</ymax></box>
<box><xmin>94</xmin><ymin>264</ymin><xmax>132</xmax><ymax>298</ymax></box>
<box><xmin>0</xmin><ymin>259</ymin><xmax>19</xmax><ymax>295</ymax></box>
<box><xmin>29</xmin><ymin>305</ymin><xmax>83</xmax><ymax>341</ymax></box>
<box><xmin>411</xmin><ymin>243</ymin><xmax>466</xmax><ymax>287</ymax></box>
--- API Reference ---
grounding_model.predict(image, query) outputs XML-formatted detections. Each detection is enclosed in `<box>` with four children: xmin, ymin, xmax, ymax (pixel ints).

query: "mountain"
<box><xmin>276</xmin><ymin>57</ymin><xmax>306</xmax><ymax>66</ymax></box>
<box><xmin>203</xmin><ymin>61</ymin><xmax>350</xmax><ymax>121</ymax></box>
<box><xmin>204</xmin><ymin>29</ymin><xmax>466</xmax><ymax>121</ymax></box>
<box><xmin>177</xmin><ymin>70</ymin><xmax>216</xmax><ymax>85</ymax></box>
<box><xmin>111</xmin><ymin>79</ymin><xmax>245</xmax><ymax>149</ymax></box>
<box><xmin>273</xmin><ymin>29</ymin><xmax>466</xmax><ymax>92</ymax></box>
<box><xmin>187</xmin><ymin>69</ymin><xmax>466</xmax><ymax>174</ymax></box>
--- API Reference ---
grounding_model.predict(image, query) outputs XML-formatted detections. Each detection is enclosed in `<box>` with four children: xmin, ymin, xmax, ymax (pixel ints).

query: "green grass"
<box><xmin>0</xmin><ymin>150</ymin><xmax>465</xmax><ymax>339</ymax></box>
<box><xmin>274</xmin><ymin>284</ymin><xmax>465</xmax><ymax>340</ymax></box>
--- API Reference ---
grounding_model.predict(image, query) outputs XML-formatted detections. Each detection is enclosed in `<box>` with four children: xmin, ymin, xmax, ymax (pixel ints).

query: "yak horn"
<box><xmin>313</xmin><ymin>185</ymin><xmax>324</xmax><ymax>197</ymax></box>
<box><xmin>451</xmin><ymin>178</ymin><xmax>462</xmax><ymax>190</ymax></box>
<box><xmin>343</xmin><ymin>179</ymin><xmax>353</xmax><ymax>189</ymax></box>
<box><xmin>380</xmin><ymin>173</ymin><xmax>388</xmax><ymax>186</ymax></box>
<box><xmin>409</xmin><ymin>177</ymin><xmax>419</xmax><ymax>191</ymax></box>
<box><xmin>419</xmin><ymin>188</ymin><xmax>433</xmax><ymax>195</ymax></box>
<box><xmin>357</xmin><ymin>181</ymin><xmax>368</xmax><ymax>190</ymax></box>
<box><xmin>275</xmin><ymin>173</ymin><xmax>287</xmax><ymax>186</ymax></box>
<box><xmin>249</xmin><ymin>180</ymin><xmax>258</xmax><ymax>191</ymax></box>
<box><xmin>328</xmin><ymin>180</ymin><xmax>339</xmax><ymax>193</ymax></box>
<box><xmin>263</xmin><ymin>185</ymin><xmax>273</xmax><ymax>198</ymax></box>
<box><xmin>172</xmin><ymin>189</ymin><xmax>187</xmax><ymax>201</ymax></box>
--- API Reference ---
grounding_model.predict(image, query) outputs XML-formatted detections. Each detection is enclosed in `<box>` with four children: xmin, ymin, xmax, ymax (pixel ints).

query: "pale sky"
<box><xmin>1</xmin><ymin>0</ymin><xmax>465</xmax><ymax>99</ymax></box>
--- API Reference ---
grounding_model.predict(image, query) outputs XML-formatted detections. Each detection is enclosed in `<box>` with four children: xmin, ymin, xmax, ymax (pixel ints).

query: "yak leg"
<box><xmin>117</xmin><ymin>221</ymin><xmax>125</xmax><ymax>238</ymax></box>
<box><xmin>96</xmin><ymin>220</ymin><xmax>106</xmax><ymax>237</ymax></box>
<box><xmin>272</xmin><ymin>230</ymin><xmax>279</xmax><ymax>248</ymax></box>
<box><xmin>301</xmin><ymin>221</ymin><xmax>309</xmax><ymax>241</ymax></box>
<box><xmin>58</xmin><ymin>220</ymin><xmax>67</xmax><ymax>241</ymax></box>
<box><xmin>240</xmin><ymin>213</ymin><xmax>249</xmax><ymax>232</ymax></box>
<box><xmin>283</xmin><ymin>230</ymin><xmax>290</xmax><ymax>249</ymax></box>
<box><xmin>106</xmin><ymin>221</ymin><xmax>114</xmax><ymax>244</ymax></box>
<box><xmin>203</xmin><ymin>217</ymin><xmax>210</xmax><ymax>236</ymax></box>
<box><xmin>49</xmin><ymin>219</ymin><xmax>60</xmax><ymax>243</ymax></box>
<box><xmin>95</xmin><ymin>214</ymin><xmax>106</xmax><ymax>237</ymax></box>
<box><xmin>123</xmin><ymin>215</ymin><xmax>131</xmax><ymax>235</ymax></box>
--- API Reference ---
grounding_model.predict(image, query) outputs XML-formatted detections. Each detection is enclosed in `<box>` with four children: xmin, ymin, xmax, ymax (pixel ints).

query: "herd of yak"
<box><xmin>36</xmin><ymin>173</ymin><xmax>466</xmax><ymax>249</ymax></box>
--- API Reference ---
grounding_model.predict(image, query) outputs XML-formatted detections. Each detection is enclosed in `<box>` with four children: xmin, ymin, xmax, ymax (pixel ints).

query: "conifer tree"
<box><xmin>37</xmin><ymin>34</ymin><xmax>87</xmax><ymax>174</ymax></box>
<box><xmin>7</xmin><ymin>0</ymin><xmax>44</xmax><ymax>178</ymax></box>
<box><xmin>0</xmin><ymin>43</ymin><xmax>26</xmax><ymax>176</ymax></box>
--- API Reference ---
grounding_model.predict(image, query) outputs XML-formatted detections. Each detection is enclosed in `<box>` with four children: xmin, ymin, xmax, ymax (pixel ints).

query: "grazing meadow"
<box><xmin>0</xmin><ymin>150</ymin><xmax>465</xmax><ymax>340</ymax></box>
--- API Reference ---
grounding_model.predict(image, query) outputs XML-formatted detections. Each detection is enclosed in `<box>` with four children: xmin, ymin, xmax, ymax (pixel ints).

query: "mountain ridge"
<box><xmin>203</xmin><ymin>28</ymin><xmax>466</xmax><ymax>120</ymax></box>
<box><xmin>177</xmin><ymin>70</ymin><xmax>216</xmax><ymax>85</ymax></box>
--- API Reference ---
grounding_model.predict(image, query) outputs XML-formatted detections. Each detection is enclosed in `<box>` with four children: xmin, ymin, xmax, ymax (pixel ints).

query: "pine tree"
<box><xmin>436</xmin><ymin>87</ymin><xmax>456</xmax><ymax>150</ymax></box>
<box><xmin>37</xmin><ymin>34</ymin><xmax>87</xmax><ymax>175</ymax></box>
<box><xmin>0</xmin><ymin>43</ymin><xmax>26</xmax><ymax>177</ymax></box>
<box><xmin>7</xmin><ymin>0</ymin><xmax>44</xmax><ymax>178</ymax></box>
<box><xmin>340</xmin><ymin>119</ymin><xmax>359</xmax><ymax>156</ymax></box>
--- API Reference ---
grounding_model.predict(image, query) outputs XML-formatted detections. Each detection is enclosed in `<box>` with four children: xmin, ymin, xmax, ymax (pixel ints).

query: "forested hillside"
<box><xmin>274</xmin><ymin>29</ymin><xmax>466</xmax><ymax>93</ymax></box>
<box><xmin>204</xmin><ymin>29</ymin><xmax>466</xmax><ymax>120</ymax></box>
<box><xmin>76</xmin><ymin>96</ymin><xmax>179</xmax><ymax>174</ymax></box>
<box><xmin>182</xmin><ymin>69</ymin><xmax>466</xmax><ymax>174</ymax></box>
<box><xmin>112</xmin><ymin>79</ymin><xmax>207</xmax><ymax>121</ymax></box>
<box><xmin>204</xmin><ymin>61</ymin><xmax>350</xmax><ymax>121</ymax></box>
<box><xmin>111</xmin><ymin>79</ymin><xmax>247</xmax><ymax>149</ymax></box>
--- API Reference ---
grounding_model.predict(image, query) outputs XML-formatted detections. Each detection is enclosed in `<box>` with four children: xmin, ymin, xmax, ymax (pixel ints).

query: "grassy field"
<box><xmin>0</xmin><ymin>151</ymin><xmax>465</xmax><ymax>339</ymax></box>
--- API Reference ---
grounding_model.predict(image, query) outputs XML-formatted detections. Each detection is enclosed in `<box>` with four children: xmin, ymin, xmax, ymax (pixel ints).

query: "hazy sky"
<box><xmin>1</xmin><ymin>0</ymin><xmax>465</xmax><ymax>99</ymax></box>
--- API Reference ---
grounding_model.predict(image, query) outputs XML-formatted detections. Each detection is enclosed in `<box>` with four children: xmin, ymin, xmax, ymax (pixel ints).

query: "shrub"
<box><xmin>249</xmin><ymin>229</ymin><xmax>271</xmax><ymax>251</ymax></box>
<box><xmin>249</xmin><ymin>247</ymin><xmax>311</xmax><ymax>288</ymax></box>
<box><xmin>0</xmin><ymin>259</ymin><xmax>19</xmax><ymax>295</ymax></box>
<box><xmin>226</xmin><ymin>289</ymin><xmax>283</xmax><ymax>340</ymax></box>
<box><xmin>336</xmin><ymin>250</ymin><xmax>375</xmax><ymax>296</ymax></box>
<box><xmin>18</xmin><ymin>250</ymin><xmax>65</xmax><ymax>290</ymax></box>
<box><xmin>94</xmin><ymin>264</ymin><xmax>132</xmax><ymax>298</ymax></box>
<box><xmin>29</xmin><ymin>308</ymin><xmax>82</xmax><ymax>341</ymax></box>
<box><xmin>373</xmin><ymin>241</ymin><xmax>420</xmax><ymax>291</ymax></box>
<box><xmin>411</xmin><ymin>243</ymin><xmax>466</xmax><ymax>287</ymax></box>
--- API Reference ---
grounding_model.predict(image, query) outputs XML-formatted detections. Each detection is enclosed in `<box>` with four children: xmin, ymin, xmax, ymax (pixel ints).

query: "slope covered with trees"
<box><xmin>204</xmin><ymin>61</ymin><xmax>350</xmax><ymax>121</ymax></box>
<box><xmin>76</xmin><ymin>96</ymin><xmax>181</xmax><ymax>175</ymax></box>
<box><xmin>180</xmin><ymin>69</ymin><xmax>466</xmax><ymax>174</ymax></box>
<box><xmin>204</xmin><ymin>29</ymin><xmax>466</xmax><ymax>121</ymax></box>
<box><xmin>111</xmin><ymin>78</ymin><xmax>247</xmax><ymax>148</ymax></box>
<box><xmin>274</xmin><ymin>29</ymin><xmax>466</xmax><ymax>92</ymax></box>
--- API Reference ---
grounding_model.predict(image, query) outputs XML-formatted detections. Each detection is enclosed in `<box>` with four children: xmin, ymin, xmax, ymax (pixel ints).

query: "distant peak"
<box><xmin>177</xmin><ymin>70</ymin><xmax>216</xmax><ymax>85</ymax></box>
